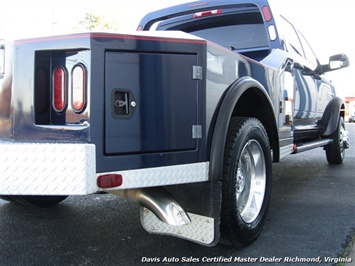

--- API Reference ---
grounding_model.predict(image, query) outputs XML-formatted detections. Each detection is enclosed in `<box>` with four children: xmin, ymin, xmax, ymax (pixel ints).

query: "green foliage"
<box><xmin>76</xmin><ymin>12</ymin><xmax>120</xmax><ymax>32</ymax></box>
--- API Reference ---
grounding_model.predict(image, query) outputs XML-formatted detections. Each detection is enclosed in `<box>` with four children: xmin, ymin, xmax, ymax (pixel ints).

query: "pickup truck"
<box><xmin>0</xmin><ymin>0</ymin><xmax>350</xmax><ymax>248</ymax></box>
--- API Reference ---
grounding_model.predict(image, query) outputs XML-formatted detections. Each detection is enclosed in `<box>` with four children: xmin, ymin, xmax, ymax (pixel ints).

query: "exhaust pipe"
<box><xmin>110</xmin><ymin>187</ymin><xmax>191</xmax><ymax>226</ymax></box>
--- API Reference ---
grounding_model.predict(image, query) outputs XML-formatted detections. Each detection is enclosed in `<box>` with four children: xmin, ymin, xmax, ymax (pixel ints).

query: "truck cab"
<box><xmin>138</xmin><ymin>0</ymin><xmax>349</xmax><ymax>152</ymax></box>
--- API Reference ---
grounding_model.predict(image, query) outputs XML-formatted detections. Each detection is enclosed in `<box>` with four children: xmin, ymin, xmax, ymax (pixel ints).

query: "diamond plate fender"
<box><xmin>100</xmin><ymin>162</ymin><xmax>209</xmax><ymax>190</ymax></box>
<box><xmin>0</xmin><ymin>142</ymin><xmax>97</xmax><ymax>195</ymax></box>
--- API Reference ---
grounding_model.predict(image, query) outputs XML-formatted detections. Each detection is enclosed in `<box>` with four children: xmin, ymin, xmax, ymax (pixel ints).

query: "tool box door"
<box><xmin>105</xmin><ymin>52</ymin><xmax>198</xmax><ymax>155</ymax></box>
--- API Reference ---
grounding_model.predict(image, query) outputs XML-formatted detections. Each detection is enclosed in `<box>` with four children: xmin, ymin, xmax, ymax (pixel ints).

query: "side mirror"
<box><xmin>322</xmin><ymin>53</ymin><xmax>350</xmax><ymax>73</ymax></box>
<box><xmin>329</xmin><ymin>53</ymin><xmax>350</xmax><ymax>69</ymax></box>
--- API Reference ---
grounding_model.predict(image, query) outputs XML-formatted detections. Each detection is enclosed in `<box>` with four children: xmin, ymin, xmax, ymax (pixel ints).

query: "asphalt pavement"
<box><xmin>0</xmin><ymin>123</ymin><xmax>354</xmax><ymax>266</ymax></box>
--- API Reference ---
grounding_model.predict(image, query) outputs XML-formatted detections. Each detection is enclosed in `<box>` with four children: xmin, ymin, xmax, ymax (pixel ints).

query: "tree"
<box><xmin>76</xmin><ymin>12</ymin><xmax>119</xmax><ymax>32</ymax></box>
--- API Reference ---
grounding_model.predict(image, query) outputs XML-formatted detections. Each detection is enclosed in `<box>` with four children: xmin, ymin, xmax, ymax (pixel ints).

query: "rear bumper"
<box><xmin>0</xmin><ymin>141</ymin><xmax>210</xmax><ymax>195</ymax></box>
<box><xmin>0</xmin><ymin>142</ymin><xmax>97</xmax><ymax>195</ymax></box>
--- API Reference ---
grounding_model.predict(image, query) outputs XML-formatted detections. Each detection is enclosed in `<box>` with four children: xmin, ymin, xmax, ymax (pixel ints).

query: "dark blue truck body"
<box><xmin>0</xmin><ymin>31</ymin><xmax>282</xmax><ymax>173</ymax></box>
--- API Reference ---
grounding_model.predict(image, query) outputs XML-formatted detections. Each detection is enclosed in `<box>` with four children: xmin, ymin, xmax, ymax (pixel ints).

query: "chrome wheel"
<box><xmin>221</xmin><ymin>117</ymin><xmax>272</xmax><ymax>247</ymax></box>
<box><xmin>236</xmin><ymin>140</ymin><xmax>266</xmax><ymax>224</ymax></box>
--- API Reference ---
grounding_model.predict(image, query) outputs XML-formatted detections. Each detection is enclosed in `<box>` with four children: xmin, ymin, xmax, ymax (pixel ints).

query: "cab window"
<box><xmin>277</xmin><ymin>15</ymin><xmax>304</xmax><ymax>57</ymax></box>
<box><xmin>157</xmin><ymin>10</ymin><xmax>270</xmax><ymax>61</ymax></box>
<box><xmin>297</xmin><ymin>31</ymin><xmax>318</xmax><ymax>69</ymax></box>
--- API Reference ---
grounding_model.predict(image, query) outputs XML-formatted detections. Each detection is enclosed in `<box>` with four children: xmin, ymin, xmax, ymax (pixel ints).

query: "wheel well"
<box><xmin>209</xmin><ymin>77</ymin><xmax>280</xmax><ymax>182</ymax></box>
<box><xmin>231</xmin><ymin>87</ymin><xmax>279</xmax><ymax>162</ymax></box>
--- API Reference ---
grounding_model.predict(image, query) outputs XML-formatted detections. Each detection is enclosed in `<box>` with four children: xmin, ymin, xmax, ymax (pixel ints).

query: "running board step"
<box><xmin>292</xmin><ymin>139</ymin><xmax>333</xmax><ymax>154</ymax></box>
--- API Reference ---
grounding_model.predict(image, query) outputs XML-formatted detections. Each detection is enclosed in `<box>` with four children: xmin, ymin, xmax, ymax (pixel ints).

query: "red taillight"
<box><xmin>72</xmin><ymin>64</ymin><xmax>86</xmax><ymax>112</ymax></box>
<box><xmin>193</xmin><ymin>9</ymin><xmax>222</xmax><ymax>18</ymax></box>
<box><xmin>97</xmin><ymin>174</ymin><xmax>123</xmax><ymax>188</ymax></box>
<box><xmin>262</xmin><ymin>5</ymin><xmax>272</xmax><ymax>22</ymax></box>
<box><xmin>52</xmin><ymin>66</ymin><xmax>67</xmax><ymax>112</ymax></box>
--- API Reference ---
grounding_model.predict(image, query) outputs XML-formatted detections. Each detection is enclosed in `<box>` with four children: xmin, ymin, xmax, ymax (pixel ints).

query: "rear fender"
<box><xmin>209</xmin><ymin>76</ymin><xmax>278</xmax><ymax>181</ymax></box>
<box><xmin>319</xmin><ymin>96</ymin><xmax>344</xmax><ymax>136</ymax></box>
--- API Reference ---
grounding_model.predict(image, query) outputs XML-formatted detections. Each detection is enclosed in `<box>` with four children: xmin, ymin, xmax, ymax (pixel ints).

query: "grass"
<box><xmin>337</xmin><ymin>228</ymin><xmax>355</xmax><ymax>266</ymax></box>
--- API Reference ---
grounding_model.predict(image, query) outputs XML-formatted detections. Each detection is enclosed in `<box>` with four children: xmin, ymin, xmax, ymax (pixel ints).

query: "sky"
<box><xmin>0</xmin><ymin>0</ymin><xmax>354</xmax><ymax>97</ymax></box>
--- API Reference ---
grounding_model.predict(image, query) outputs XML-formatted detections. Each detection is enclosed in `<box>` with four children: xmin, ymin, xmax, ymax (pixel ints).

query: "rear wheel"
<box><xmin>221</xmin><ymin>117</ymin><xmax>272</xmax><ymax>247</ymax></box>
<box><xmin>325</xmin><ymin>117</ymin><xmax>345</xmax><ymax>164</ymax></box>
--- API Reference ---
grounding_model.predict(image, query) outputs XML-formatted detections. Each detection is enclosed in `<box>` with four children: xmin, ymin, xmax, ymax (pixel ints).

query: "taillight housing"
<box><xmin>52</xmin><ymin>66</ymin><xmax>67</xmax><ymax>112</ymax></box>
<box><xmin>71</xmin><ymin>64</ymin><xmax>87</xmax><ymax>113</ymax></box>
<box><xmin>262</xmin><ymin>5</ymin><xmax>272</xmax><ymax>22</ymax></box>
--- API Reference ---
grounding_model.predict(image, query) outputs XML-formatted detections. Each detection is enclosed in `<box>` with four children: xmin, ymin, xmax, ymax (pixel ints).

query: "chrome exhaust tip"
<box><xmin>110</xmin><ymin>187</ymin><xmax>191</xmax><ymax>226</ymax></box>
